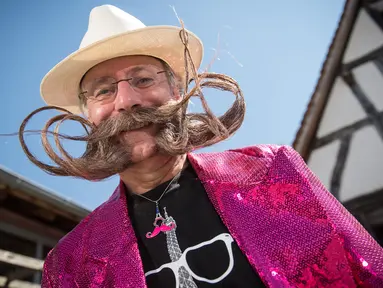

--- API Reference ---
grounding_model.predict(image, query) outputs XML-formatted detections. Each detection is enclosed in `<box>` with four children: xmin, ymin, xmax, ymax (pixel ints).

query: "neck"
<box><xmin>119</xmin><ymin>153</ymin><xmax>187</xmax><ymax>195</ymax></box>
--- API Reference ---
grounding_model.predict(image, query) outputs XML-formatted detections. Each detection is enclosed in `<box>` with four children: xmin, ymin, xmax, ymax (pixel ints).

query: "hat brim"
<box><xmin>40</xmin><ymin>26</ymin><xmax>204</xmax><ymax>114</ymax></box>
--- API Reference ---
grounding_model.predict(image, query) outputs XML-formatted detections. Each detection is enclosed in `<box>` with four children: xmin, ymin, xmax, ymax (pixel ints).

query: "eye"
<box><xmin>95</xmin><ymin>87</ymin><xmax>114</xmax><ymax>97</ymax></box>
<box><xmin>134</xmin><ymin>77</ymin><xmax>154</xmax><ymax>88</ymax></box>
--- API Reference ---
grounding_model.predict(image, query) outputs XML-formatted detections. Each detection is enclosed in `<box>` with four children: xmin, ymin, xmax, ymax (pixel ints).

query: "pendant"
<box><xmin>146</xmin><ymin>204</ymin><xmax>176</xmax><ymax>239</ymax></box>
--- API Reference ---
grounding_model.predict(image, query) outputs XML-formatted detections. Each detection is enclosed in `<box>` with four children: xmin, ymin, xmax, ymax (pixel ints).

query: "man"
<box><xmin>19</xmin><ymin>4</ymin><xmax>383</xmax><ymax>288</ymax></box>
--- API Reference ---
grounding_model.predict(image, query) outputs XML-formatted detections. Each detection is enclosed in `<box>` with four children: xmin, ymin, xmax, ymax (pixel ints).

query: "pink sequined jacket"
<box><xmin>41</xmin><ymin>145</ymin><xmax>383</xmax><ymax>287</ymax></box>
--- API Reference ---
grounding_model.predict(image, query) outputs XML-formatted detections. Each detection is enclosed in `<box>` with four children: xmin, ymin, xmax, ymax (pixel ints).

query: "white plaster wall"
<box><xmin>340</xmin><ymin>126</ymin><xmax>383</xmax><ymax>202</ymax></box>
<box><xmin>317</xmin><ymin>77</ymin><xmax>366</xmax><ymax>138</ymax></box>
<box><xmin>353</xmin><ymin>62</ymin><xmax>383</xmax><ymax>112</ymax></box>
<box><xmin>343</xmin><ymin>9</ymin><xmax>383</xmax><ymax>63</ymax></box>
<box><xmin>308</xmin><ymin>140</ymin><xmax>340</xmax><ymax>190</ymax></box>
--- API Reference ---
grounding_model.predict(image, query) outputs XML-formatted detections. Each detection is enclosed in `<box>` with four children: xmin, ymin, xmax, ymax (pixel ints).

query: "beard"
<box><xmin>79</xmin><ymin>105</ymin><xmax>185</xmax><ymax>180</ymax></box>
<box><xmin>19</xmin><ymin>73</ymin><xmax>245</xmax><ymax>181</ymax></box>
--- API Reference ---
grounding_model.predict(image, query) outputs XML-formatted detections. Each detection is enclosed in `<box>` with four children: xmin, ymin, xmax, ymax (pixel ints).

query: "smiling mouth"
<box><xmin>120</xmin><ymin>122</ymin><xmax>151</xmax><ymax>134</ymax></box>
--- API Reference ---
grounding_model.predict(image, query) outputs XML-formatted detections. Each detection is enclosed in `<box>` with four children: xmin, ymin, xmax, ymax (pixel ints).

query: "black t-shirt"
<box><xmin>127</xmin><ymin>164</ymin><xmax>265</xmax><ymax>287</ymax></box>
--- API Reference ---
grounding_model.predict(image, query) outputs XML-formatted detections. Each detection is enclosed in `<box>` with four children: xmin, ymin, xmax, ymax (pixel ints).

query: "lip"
<box><xmin>118</xmin><ymin>124</ymin><xmax>156</xmax><ymax>139</ymax></box>
<box><xmin>120</xmin><ymin>124</ymin><xmax>152</xmax><ymax>134</ymax></box>
<box><xmin>117</xmin><ymin>125</ymin><xmax>156</xmax><ymax>144</ymax></box>
<box><xmin>123</xmin><ymin>121</ymin><xmax>151</xmax><ymax>132</ymax></box>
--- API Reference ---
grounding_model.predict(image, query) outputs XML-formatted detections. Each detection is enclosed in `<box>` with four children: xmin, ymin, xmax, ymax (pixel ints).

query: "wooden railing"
<box><xmin>0</xmin><ymin>249</ymin><xmax>43</xmax><ymax>288</ymax></box>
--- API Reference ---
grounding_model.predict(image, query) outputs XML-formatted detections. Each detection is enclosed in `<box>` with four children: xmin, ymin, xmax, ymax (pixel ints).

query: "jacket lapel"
<box><xmin>188</xmin><ymin>146</ymin><xmax>354</xmax><ymax>287</ymax></box>
<box><xmin>83</xmin><ymin>181</ymin><xmax>147</xmax><ymax>288</ymax></box>
<box><xmin>188</xmin><ymin>147</ymin><xmax>282</xmax><ymax>286</ymax></box>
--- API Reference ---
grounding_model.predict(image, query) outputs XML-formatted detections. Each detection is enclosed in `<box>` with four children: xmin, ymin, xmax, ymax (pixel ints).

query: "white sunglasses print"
<box><xmin>145</xmin><ymin>233</ymin><xmax>235</xmax><ymax>287</ymax></box>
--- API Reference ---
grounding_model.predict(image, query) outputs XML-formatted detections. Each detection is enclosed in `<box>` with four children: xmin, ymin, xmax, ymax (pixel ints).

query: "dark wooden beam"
<box><xmin>343</xmin><ymin>187</ymin><xmax>383</xmax><ymax>230</ymax></box>
<box><xmin>0</xmin><ymin>249</ymin><xmax>43</xmax><ymax>271</ymax></box>
<box><xmin>313</xmin><ymin>111</ymin><xmax>383</xmax><ymax>149</ymax></box>
<box><xmin>293</xmin><ymin>0</ymin><xmax>361</xmax><ymax>160</ymax></box>
<box><xmin>353</xmin><ymin>213</ymin><xmax>378</xmax><ymax>240</ymax></box>
<box><xmin>0</xmin><ymin>276</ymin><xmax>40</xmax><ymax>288</ymax></box>
<box><xmin>0</xmin><ymin>208</ymin><xmax>65</xmax><ymax>241</ymax></box>
<box><xmin>341</xmin><ymin>45</ymin><xmax>383</xmax><ymax>72</ymax></box>
<box><xmin>362</xmin><ymin>0</ymin><xmax>381</xmax><ymax>4</ymax></box>
<box><xmin>343</xmin><ymin>187</ymin><xmax>383</xmax><ymax>213</ymax></box>
<box><xmin>0</xmin><ymin>187</ymin><xmax>8</xmax><ymax>202</ymax></box>
<box><xmin>7</xmin><ymin>188</ymin><xmax>84</xmax><ymax>223</ymax></box>
<box><xmin>365</xmin><ymin>3</ymin><xmax>383</xmax><ymax>31</ymax></box>
<box><xmin>342</xmin><ymin>71</ymin><xmax>383</xmax><ymax>139</ymax></box>
<box><xmin>330</xmin><ymin>134</ymin><xmax>352</xmax><ymax>199</ymax></box>
<box><xmin>374</xmin><ymin>56</ymin><xmax>383</xmax><ymax>74</ymax></box>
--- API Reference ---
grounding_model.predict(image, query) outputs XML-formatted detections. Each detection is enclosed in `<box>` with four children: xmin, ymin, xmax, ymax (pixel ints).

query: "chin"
<box><xmin>119</xmin><ymin>128</ymin><xmax>159</xmax><ymax>163</ymax></box>
<box><xmin>129</xmin><ymin>142</ymin><xmax>158</xmax><ymax>163</ymax></box>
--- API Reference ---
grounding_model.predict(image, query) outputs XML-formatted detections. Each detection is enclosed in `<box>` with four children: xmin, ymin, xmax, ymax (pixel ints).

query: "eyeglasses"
<box><xmin>79</xmin><ymin>65</ymin><xmax>172</xmax><ymax>104</ymax></box>
<box><xmin>145</xmin><ymin>233</ymin><xmax>234</xmax><ymax>286</ymax></box>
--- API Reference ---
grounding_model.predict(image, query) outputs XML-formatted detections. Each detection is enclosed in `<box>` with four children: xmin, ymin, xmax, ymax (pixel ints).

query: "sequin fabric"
<box><xmin>41</xmin><ymin>145</ymin><xmax>383</xmax><ymax>287</ymax></box>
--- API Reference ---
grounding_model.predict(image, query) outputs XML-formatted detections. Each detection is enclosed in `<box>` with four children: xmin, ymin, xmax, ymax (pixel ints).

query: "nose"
<box><xmin>114</xmin><ymin>80</ymin><xmax>142</xmax><ymax>112</ymax></box>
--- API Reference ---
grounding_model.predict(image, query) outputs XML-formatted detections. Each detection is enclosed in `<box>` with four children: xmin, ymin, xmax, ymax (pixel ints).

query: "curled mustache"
<box><xmin>18</xmin><ymin>72</ymin><xmax>245</xmax><ymax>181</ymax></box>
<box><xmin>16</xmin><ymin>24</ymin><xmax>246</xmax><ymax>181</ymax></box>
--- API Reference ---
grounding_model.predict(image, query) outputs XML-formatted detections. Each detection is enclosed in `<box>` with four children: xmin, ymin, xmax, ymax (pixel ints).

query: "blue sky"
<box><xmin>0</xmin><ymin>0</ymin><xmax>345</xmax><ymax>210</ymax></box>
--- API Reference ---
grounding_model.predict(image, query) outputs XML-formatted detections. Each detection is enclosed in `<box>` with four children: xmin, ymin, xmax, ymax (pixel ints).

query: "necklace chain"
<box><xmin>134</xmin><ymin>171</ymin><xmax>181</xmax><ymax>204</ymax></box>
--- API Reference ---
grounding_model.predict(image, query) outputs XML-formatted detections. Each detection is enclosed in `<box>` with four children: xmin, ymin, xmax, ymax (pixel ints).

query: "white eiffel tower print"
<box><xmin>162</xmin><ymin>207</ymin><xmax>198</xmax><ymax>288</ymax></box>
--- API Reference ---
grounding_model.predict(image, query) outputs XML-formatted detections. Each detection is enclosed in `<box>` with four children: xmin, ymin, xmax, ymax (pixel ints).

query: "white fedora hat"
<box><xmin>40</xmin><ymin>5</ymin><xmax>204</xmax><ymax>114</ymax></box>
